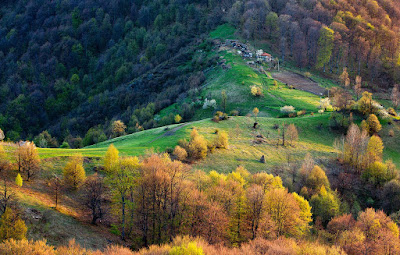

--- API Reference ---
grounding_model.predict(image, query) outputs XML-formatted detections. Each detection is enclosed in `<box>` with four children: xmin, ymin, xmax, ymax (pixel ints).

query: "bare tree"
<box><xmin>82</xmin><ymin>173</ymin><xmax>108</xmax><ymax>225</ymax></box>
<box><xmin>50</xmin><ymin>175</ymin><xmax>62</xmax><ymax>209</ymax></box>
<box><xmin>392</xmin><ymin>84</ymin><xmax>400</xmax><ymax>109</ymax></box>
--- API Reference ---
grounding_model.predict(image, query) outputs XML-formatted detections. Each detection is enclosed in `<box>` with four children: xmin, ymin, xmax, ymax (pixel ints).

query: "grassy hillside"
<box><xmin>24</xmin><ymin>23</ymin><xmax>400</xmax><ymax>170</ymax></box>
<box><xmin>28</xmin><ymin>114</ymin><xmax>399</xmax><ymax>171</ymax></box>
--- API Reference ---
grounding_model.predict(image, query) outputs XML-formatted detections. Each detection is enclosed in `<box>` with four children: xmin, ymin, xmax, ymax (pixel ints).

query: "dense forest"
<box><xmin>1</xmin><ymin>0</ymin><xmax>400</xmax><ymax>145</ymax></box>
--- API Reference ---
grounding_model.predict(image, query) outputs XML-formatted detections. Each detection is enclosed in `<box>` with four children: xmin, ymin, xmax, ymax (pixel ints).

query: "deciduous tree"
<box><xmin>104</xmin><ymin>144</ymin><xmax>119</xmax><ymax>173</ymax></box>
<box><xmin>264</xmin><ymin>188</ymin><xmax>304</xmax><ymax>237</ymax></box>
<box><xmin>15</xmin><ymin>142</ymin><xmax>40</xmax><ymax>181</ymax></box>
<box><xmin>82</xmin><ymin>173</ymin><xmax>108</xmax><ymax>224</ymax></box>
<box><xmin>310</xmin><ymin>186</ymin><xmax>340</xmax><ymax>225</ymax></box>
<box><xmin>391</xmin><ymin>84</ymin><xmax>400</xmax><ymax>109</ymax></box>
<box><xmin>366</xmin><ymin>114</ymin><xmax>381</xmax><ymax>135</ymax></box>
<box><xmin>63</xmin><ymin>155</ymin><xmax>86</xmax><ymax>189</ymax></box>
<box><xmin>286</xmin><ymin>124</ymin><xmax>298</xmax><ymax>146</ymax></box>
<box><xmin>109</xmin><ymin>156</ymin><xmax>140</xmax><ymax>240</ymax></box>
<box><xmin>0</xmin><ymin>208</ymin><xmax>27</xmax><ymax>242</ymax></box>
<box><xmin>50</xmin><ymin>175</ymin><xmax>62</xmax><ymax>209</ymax></box>
<box><xmin>111</xmin><ymin>120</ymin><xmax>126</xmax><ymax>138</ymax></box>
<box><xmin>316</xmin><ymin>26</ymin><xmax>334</xmax><ymax>71</ymax></box>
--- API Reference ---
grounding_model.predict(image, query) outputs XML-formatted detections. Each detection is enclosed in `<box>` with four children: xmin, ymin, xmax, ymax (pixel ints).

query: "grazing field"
<box><xmin>192</xmin><ymin>52</ymin><xmax>322</xmax><ymax>119</ymax></box>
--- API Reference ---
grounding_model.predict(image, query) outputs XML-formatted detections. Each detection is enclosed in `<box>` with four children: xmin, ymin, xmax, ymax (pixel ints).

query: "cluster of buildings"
<box><xmin>226</xmin><ymin>40</ymin><xmax>273</xmax><ymax>63</ymax></box>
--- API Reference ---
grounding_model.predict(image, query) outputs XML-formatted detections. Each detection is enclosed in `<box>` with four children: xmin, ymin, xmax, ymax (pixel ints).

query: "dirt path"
<box><xmin>271</xmin><ymin>71</ymin><xmax>327</xmax><ymax>96</ymax></box>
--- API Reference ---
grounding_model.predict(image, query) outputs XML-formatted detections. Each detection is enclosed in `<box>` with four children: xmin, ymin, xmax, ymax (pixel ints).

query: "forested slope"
<box><xmin>1</xmin><ymin>0</ymin><xmax>400</xmax><ymax>145</ymax></box>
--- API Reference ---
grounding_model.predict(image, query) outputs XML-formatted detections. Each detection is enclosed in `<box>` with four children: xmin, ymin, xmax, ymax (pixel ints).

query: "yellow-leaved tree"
<box><xmin>367</xmin><ymin>135</ymin><xmax>384</xmax><ymax>164</ymax></box>
<box><xmin>15</xmin><ymin>174</ymin><xmax>23</xmax><ymax>187</ymax></box>
<box><xmin>63</xmin><ymin>155</ymin><xmax>86</xmax><ymax>189</ymax></box>
<box><xmin>174</xmin><ymin>114</ymin><xmax>182</xmax><ymax>123</ymax></box>
<box><xmin>0</xmin><ymin>208</ymin><xmax>27</xmax><ymax>242</ymax></box>
<box><xmin>188</xmin><ymin>129</ymin><xmax>208</xmax><ymax>160</ymax></box>
<box><xmin>366</xmin><ymin>114</ymin><xmax>382</xmax><ymax>135</ymax></box>
<box><xmin>104</xmin><ymin>144</ymin><xmax>119</xmax><ymax>173</ymax></box>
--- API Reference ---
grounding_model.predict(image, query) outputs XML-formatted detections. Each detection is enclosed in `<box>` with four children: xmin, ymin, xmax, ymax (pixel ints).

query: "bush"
<box><xmin>173</xmin><ymin>146</ymin><xmax>188</xmax><ymax>161</ymax></box>
<box><xmin>230</xmin><ymin>110</ymin><xmax>239</xmax><ymax>116</ymax></box>
<box><xmin>297</xmin><ymin>110</ymin><xmax>306</xmax><ymax>117</ymax></box>
<box><xmin>187</xmin><ymin>129</ymin><xmax>208</xmax><ymax>160</ymax></box>
<box><xmin>214</xmin><ymin>131</ymin><xmax>229</xmax><ymax>149</ymax></box>
<box><xmin>280</xmin><ymin>106</ymin><xmax>295</xmax><ymax>116</ymax></box>
<box><xmin>60</xmin><ymin>141</ymin><xmax>70</xmax><ymax>148</ymax></box>
<box><xmin>169</xmin><ymin>241</ymin><xmax>204</xmax><ymax>255</ymax></box>
<box><xmin>250</xmin><ymin>85</ymin><xmax>263</xmax><ymax>97</ymax></box>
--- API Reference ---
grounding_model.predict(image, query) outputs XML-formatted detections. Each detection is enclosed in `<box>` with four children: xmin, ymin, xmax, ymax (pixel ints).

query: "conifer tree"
<box><xmin>15</xmin><ymin>174</ymin><xmax>22</xmax><ymax>187</ymax></box>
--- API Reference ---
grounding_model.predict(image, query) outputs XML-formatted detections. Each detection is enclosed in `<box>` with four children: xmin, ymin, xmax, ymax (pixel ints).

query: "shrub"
<box><xmin>280</xmin><ymin>106</ymin><xmax>295</xmax><ymax>115</ymax></box>
<box><xmin>250</xmin><ymin>85</ymin><xmax>263</xmax><ymax>96</ymax></box>
<box><xmin>304</xmin><ymin>72</ymin><xmax>312</xmax><ymax>78</ymax></box>
<box><xmin>0</xmin><ymin>239</ymin><xmax>55</xmax><ymax>255</ymax></box>
<box><xmin>329</xmin><ymin>112</ymin><xmax>350</xmax><ymax>131</ymax></box>
<box><xmin>230</xmin><ymin>110</ymin><xmax>239</xmax><ymax>116</ymax></box>
<box><xmin>213</xmin><ymin>111</ymin><xmax>228</xmax><ymax>122</ymax></box>
<box><xmin>214</xmin><ymin>131</ymin><xmax>229</xmax><ymax>149</ymax></box>
<box><xmin>60</xmin><ymin>141</ymin><xmax>70</xmax><ymax>148</ymax></box>
<box><xmin>297</xmin><ymin>110</ymin><xmax>306</xmax><ymax>117</ymax></box>
<box><xmin>211</xmin><ymin>116</ymin><xmax>220</xmax><ymax>123</ymax></box>
<box><xmin>169</xmin><ymin>241</ymin><xmax>204</xmax><ymax>255</ymax></box>
<box><xmin>187</xmin><ymin>129</ymin><xmax>208</xmax><ymax>160</ymax></box>
<box><xmin>173</xmin><ymin>146</ymin><xmax>188</xmax><ymax>161</ymax></box>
